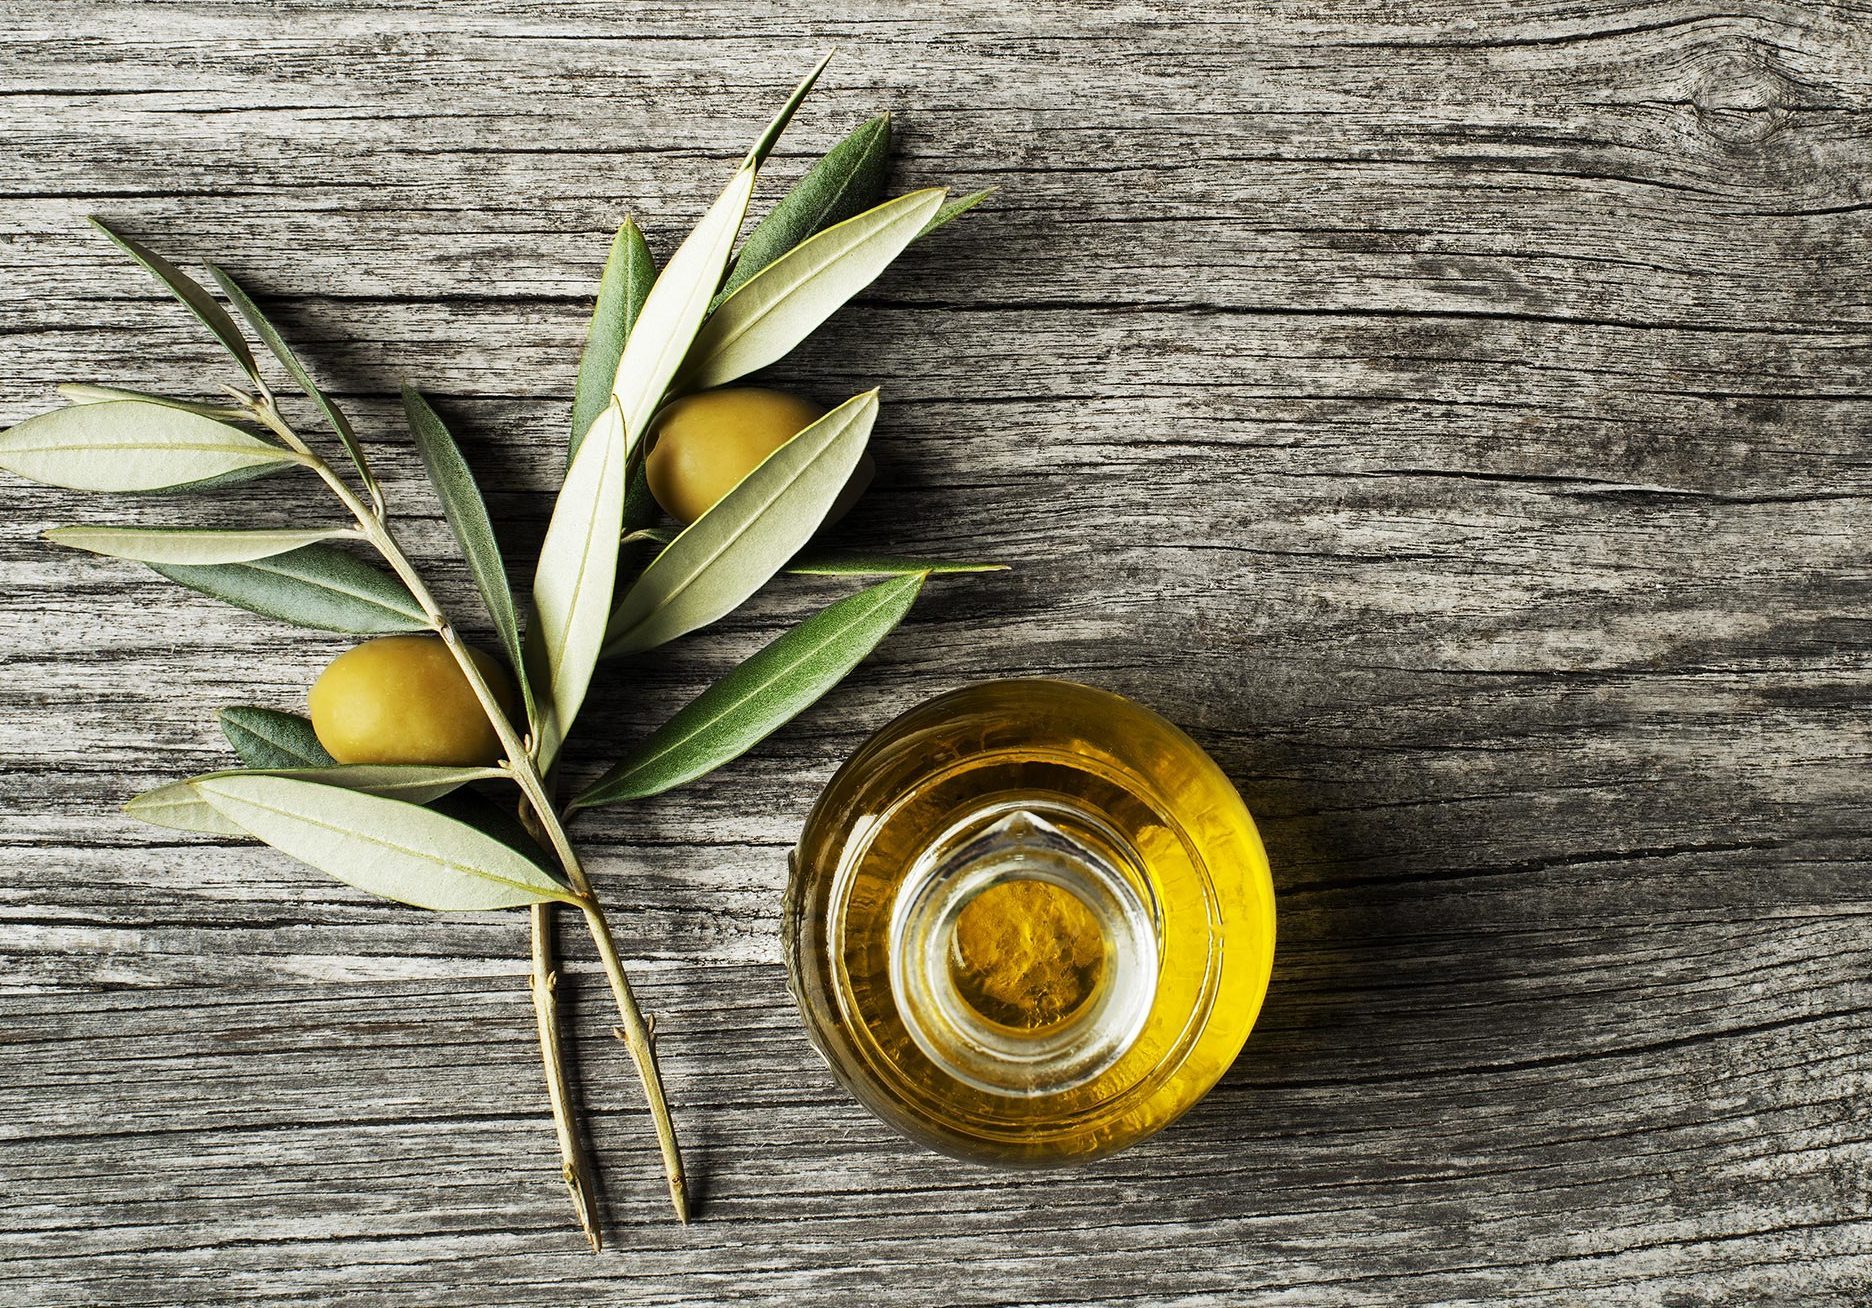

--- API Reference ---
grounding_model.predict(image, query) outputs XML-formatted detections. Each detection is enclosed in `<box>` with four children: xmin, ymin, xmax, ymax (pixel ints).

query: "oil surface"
<box><xmin>787</xmin><ymin>680</ymin><xmax>1275</xmax><ymax>1166</ymax></box>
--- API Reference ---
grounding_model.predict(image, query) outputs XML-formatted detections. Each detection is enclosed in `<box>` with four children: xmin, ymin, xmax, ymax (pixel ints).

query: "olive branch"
<box><xmin>0</xmin><ymin>56</ymin><xmax>996</xmax><ymax>1248</ymax></box>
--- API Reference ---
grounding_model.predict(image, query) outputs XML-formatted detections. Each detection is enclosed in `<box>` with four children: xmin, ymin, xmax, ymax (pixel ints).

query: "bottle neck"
<box><xmin>888</xmin><ymin>799</ymin><xmax>1160</xmax><ymax>1097</ymax></box>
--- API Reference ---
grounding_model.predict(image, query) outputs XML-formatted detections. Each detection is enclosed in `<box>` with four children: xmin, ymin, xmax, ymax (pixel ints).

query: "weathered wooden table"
<box><xmin>4</xmin><ymin>4</ymin><xmax>1868</xmax><ymax>1304</ymax></box>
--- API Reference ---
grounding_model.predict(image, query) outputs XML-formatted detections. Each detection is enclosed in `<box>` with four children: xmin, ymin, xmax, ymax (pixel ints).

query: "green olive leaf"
<box><xmin>88</xmin><ymin>218</ymin><xmax>259</xmax><ymax>383</ymax></box>
<box><xmin>625</xmin><ymin>526</ymin><xmax>1004</xmax><ymax>579</ymax></box>
<box><xmin>0</xmin><ymin>401</ymin><xmax>302</xmax><ymax>493</ymax></box>
<box><xmin>745</xmin><ymin>50</ymin><xmax>834</xmax><ymax>169</ymax></box>
<box><xmin>718</xmin><ymin>112</ymin><xmax>891</xmax><ymax>305</ymax></box>
<box><xmin>151</xmin><ymin>543</ymin><xmax>429</xmax><ymax>634</ymax></box>
<box><xmin>610</xmin><ymin>167</ymin><xmax>758</xmax><ymax>454</ymax></box>
<box><xmin>679</xmin><ymin>189</ymin><xmax>947</xmax><ymax>391</ymax></box>
<box><xmin>570</xmin><ymin>218</ymin><xmax>655</xmax><ymax>464</ymax></box>
<box><xmin>58</xmin><ymin>383</ymin><xmax>250</xmax><ymax>421</ymax></box>
<box><xmin>219</xmin><ymin>706</ymin><xmax>334</xmax><ymax>769</ymax></box>
<box><xmin>208</xmin><ymin>265</ymin><xmax>382</xmax><ymax>509</ymax></box>
<box><xmin>528</xmin><ymin>400</ymin><xmax>628</xmax><ymax>763</ymax></box>
<box><xmin>129</xmin><ymin>764</ymin><xmax>503</xmax><ymax>838</ymax></box>
<box><xmin>785</xmin><ymin>549</ymin><xmax>1008</xmax><ymax>578</ymax></box>
<box><xmin>919</xmin><ymin>187</ymin><xmax>994</xmax><ymax>238</ymax></box>
<box><xmin>596</xmin><ymin>57</ymin><xmax>825</xmax><ymax>456</ymax></box>
<box><xmin>604</xmin><ymin>390</ymin><xmax>878</xmax><ymax>657</ymax></box>
<box><xmin>574</xmin><ymin>572</ymin><xmax>924</xmax><ymax>808</ymax></box>
<box><xmin>401</xmin><ymin>386</ymin><xmax>534</xmax><ymax>730</ymax></box>
<box><xmin>189</xmin><ymin>774</ymin><xmax>578</xmax><ymax>911</ymax></box>
<box><xmin>44</xmin><ymin>524</ymin><xmax>356</xmax><ymax>566</ymax></box>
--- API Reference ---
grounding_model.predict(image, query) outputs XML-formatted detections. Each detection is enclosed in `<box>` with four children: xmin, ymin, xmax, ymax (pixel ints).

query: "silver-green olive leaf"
<box><xmin>44</xmin><ymin>524</ymin><xmax>356</xmax><ymax>566</ymax></box>
<box><xmin>679</xmin><ymin>189</ymin><xmax>947</xmax><ymax>390</ymax></box>
<box><xmin>129</xmin><ymin>765</ymin><xmax>503</xmax><ymax>837</ymax></box>
<box><xmin>919</xmin><ymin>187</ymin><xmax>994</xmax><ymax>238</ymax></box>
<box><xmin>528</xmin><ymin>399</ymin><xmax>627</xmax><ymax>763</ymax></box>
<box><xmin>151</xmin><ymin>543</ymin><xmax>429</xmax><ymax>634</ymax></box>
<box><xmin>604</xmin><ymin>389</ymin><xmax>878</xmax><ymax>657</ymax></box>
<box><xmin>88</xmin><ymin>218</ymin><xmax>260</xmax><ymax>383</ymax></box>
<box><xmin>190</xmin><ymin>774</ymin><xmax>578</xmax><ymax>911</ymax></box>
<box><xmin>58</xmin><ymin>383</ymin><xmax>250</xmax><ymax>421</ymax></box>
<box><xmin>0</xmin><ymin>401</ymin><xmax>302</xmax><ymax>493</ymax></box>
<box><xmin>718</xmin><ymin>111</ymin><xmax>891</xmax><ymax>304</ymax></box>
<box><xmin>218</xmin><ymin>706</ymin><xmax>334</xmax><ymax>770</ymax></box>
<box><xmin>574</xmin><ymin>572</ymin><xmax>924</xmax><ymax>808</ymax></box>
<box><xmin>209</xmin><ymin>265</ymin><xmax>381</xmax><ymax>509</ymax></box>
<box><xmin>570</xmin><ymin>218</ymin><xmax>655</xmax><ymax>463</ymax></box>
<box><xmin>401</xmin><ymin>386</ymin><xmax>534</xmax><ymax>730</ymax></box>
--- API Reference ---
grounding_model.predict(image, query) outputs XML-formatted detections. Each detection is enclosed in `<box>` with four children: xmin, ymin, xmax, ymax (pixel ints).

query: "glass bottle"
<box><xmin>785</xmin><ymin>679</ymin><xmax>1275</xmax><ymax>1165</ymax></box>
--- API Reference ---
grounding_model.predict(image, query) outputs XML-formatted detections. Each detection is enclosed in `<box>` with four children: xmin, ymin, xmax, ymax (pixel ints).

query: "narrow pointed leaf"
<box><xmin>0</xmin><ymin>401</ymin><xmax>300</xmax><ymax>493</ymax></box>
<box><xmin>605</xmin><ymin>390</ymin><xmax>878</xmax><ymax>656</ymax></box>
<box><xmin>59</xmin><ymin>383</ymin><xmax>249</xmax><ymax>421</ymax></box>
<box><xmin>402</xmin><ymin>386</ymin><xmax>533</xmax><ymax>727</ymax></box>
<box><xmin>219</xmin><ymin>706</ymin><xmax>334</xmax><ymax>769</ymax></box>
<box><xmin>129</xmin><ymin>765</ymin><xmax>502</xmax><ymax>837</ymax></box>
<box><xmin>576</xmin><ymin>572</ymin><xmax>924</xmax><ymax>808</ymax></box>
<box><xmin>787</xmin><ymin>548</ymin><xmax>1007</xmax><ymax>577</ymax></box>
<box><xmin>919</xmin><ymin>187</ymin><xmax>994</xmax><ymax>238</ymax></box>
<box><xmin>680</xmin><ymin>189</ymin><xmax>946</xmax><ymax>391</ymax></box>
<box><xmin>719</xmin><ymin>112</ymin><xmax>891</xmax><ymax>303</ymax></box>
<box><xmin>610</xmin><ymin>167</ymin><xmax>758</xmax><ymax>452</ymax></box>
<box><xmin>89</xmin><ymin>218</ymin><xmax>259</xmax><ymax>382</ymax></box>
<box><xmin>45</xmin><ymin>524</ymin><xmax>354</xmax><ymax>566</ymax></box>
<box><xmin>151</xmin><ymin>543</ymin><xmax>428</xmax><ymax>634</ymax></box>
<box><xmin>529</xmin><ymin>400</ymin><xmax>627</xmax><ymax>760</ymax></box>
<box><xmin>427</xmin><ymin>789</ymin><xmax>552</xmax><ymax>867</ymax></box>
<box><xmin>209</xmin><ymin>266</ymin><xmax>380</xmax><ymax>505</ymax></box>
<box><xmin>190</xmin><ymin>774</ymin><xmax>577</xmax><ymax>910</ymax></box>
<box><xmin>571</xmin><ymin>219</ymin><xmax>655</xmax><ymax>462</ymax></box>
<box><xmin>626</xmin><ymin>525</ymin><xmax>1004</xmax><ymax>579</ymax></box>
<box><xmin>745</xmin><ymin>50</ymin><xmax>834</xmax><ymax>168</ymax></box>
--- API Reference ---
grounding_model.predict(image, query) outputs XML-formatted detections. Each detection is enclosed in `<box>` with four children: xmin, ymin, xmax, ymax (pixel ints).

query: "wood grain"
<box><xmin>2</xmin><ymin>1</ymin><xmax>1868</xmax><ymax>1303</ymax></box>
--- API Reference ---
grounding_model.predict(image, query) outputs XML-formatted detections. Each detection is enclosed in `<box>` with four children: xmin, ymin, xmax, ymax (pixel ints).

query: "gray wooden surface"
<box><xmin>3</xmin><ymin>2</ymin><xmax>1869</xmax><ymax>1304</ymax></box>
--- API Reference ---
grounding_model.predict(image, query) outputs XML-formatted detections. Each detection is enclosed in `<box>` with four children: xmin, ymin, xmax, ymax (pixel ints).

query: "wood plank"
<box><xmin>1</xmin><ymin>0</ymin><xmax>1868</xmax><ymax>1302</ymax></box>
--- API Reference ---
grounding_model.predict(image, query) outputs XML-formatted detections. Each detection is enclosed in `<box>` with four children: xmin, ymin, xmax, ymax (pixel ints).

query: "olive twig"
<box><xmin>247</xmin><ymin>395</ymin><xmax>688</xmax><ymax>1228</ymax></box>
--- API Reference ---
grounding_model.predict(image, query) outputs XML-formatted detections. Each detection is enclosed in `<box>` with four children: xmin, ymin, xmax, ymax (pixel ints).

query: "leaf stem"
<box><xmin>249</xmin><ymin>395</ymin><xmax>688</xmax><ymax>1228</ymax></box>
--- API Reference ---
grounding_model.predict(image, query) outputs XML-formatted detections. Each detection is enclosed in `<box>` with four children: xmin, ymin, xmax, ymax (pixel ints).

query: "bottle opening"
<box><xmin>889</xmin><ymin>801</ymin><xmax>1160</xmax><ymax>1097</ymax></box>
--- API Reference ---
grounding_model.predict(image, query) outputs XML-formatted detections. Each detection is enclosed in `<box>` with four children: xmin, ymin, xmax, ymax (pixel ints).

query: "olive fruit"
<box><xmin>646</xmin><ymin>386</ymin><xmax>871</xmax><ymax>525</ymax></box>
<box><xmin>308</xmin><ymin>635</ymin><xmax>518</xmax><ymax>766</ymax></box>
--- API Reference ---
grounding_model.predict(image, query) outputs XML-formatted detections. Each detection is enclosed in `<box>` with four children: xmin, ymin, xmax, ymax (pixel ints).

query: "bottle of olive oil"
<box><xmin>785</xmin><ymin>680</ymin><xmax>1275</xmax><ymax>1165</ymax></box>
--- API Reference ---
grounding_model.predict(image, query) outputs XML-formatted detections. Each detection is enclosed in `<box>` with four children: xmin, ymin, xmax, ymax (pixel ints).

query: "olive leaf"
<box><xmin>129</xmin><ymin>764</ymin><xmax>502</xmax><ymax>837</ymax></box>
<box><xmin>746</xmin><ymin>50</ymin><xmax>834</xmax><ymax>168</ymax></box>
<box><xmin>609</xmin><ymin>169</ymin><xmax>759</xmax><ymax>449</ymax></box>
<box><xmin>574</xmin><ymin>572</ymin><xmax>925</xmax><ymax>809</ymax></box>
<box><xmin>920</xmin><ymin>187</ymin><xmax>994</xmax><ymax>238</ymax></box>
<box><xmin>529</xmin><ymin>400</ymin><xmax>628</xmax><ymax>762</ymax></box>
<box><xmin>190</xmin><ymin>774</ymin><xmax>579</xmax><ymax>911</ymax></box>
<box><xmin>599</xmin><ymin>55</ymin><xmax>825</xmax><ymax>453</ymax></box>
<box><xmin>604</xmin><ymin>390</ymin><xmax>878</xmax><ymax>657</ymax></box>
<box><xmin>58</xmin><ymin>383</ymin><xmax>250</xmax><ymax>421</ymax></box>
<box><xmin>44</xmin><ymin>524</ymin><xmax>356</xmax><ymax>566</ymax></box>
<box><xmin>626</xmin><ymin>526</ymin><xmax>1004</xmax><ymax>579</ymax></box>
<box><xmin>402</xmin><ymin>386</ymin><xmax>534</xmax><ymax>729</ymax></box>
<box><xmin>0</xmin><ymin>401</ymin><xmax>302</xmax><ymax>493</ymax></box>
<box><xmin>787</xmin><ymin>549</ymin><xmax>1007</xmax><ymax>577</ymax></box>
<box><xmin>88</xmin><ymin>218</ymin><xmax>259</xmax><ymax>383</ymax></box>
<box><xmin>570</xmin><ymin>218</ymin><xmax>655</xmax><ymax>463</ymax></box>
<box><xmin>151</xmin><ymin>543</ymin><xmax>429</xmax><ymax>634</ymax></box>
<box><xmin>679</xmin><ymin>189</ymin><xmax>948</xmax><ymax>391</ymax></box>
<box><xmin>209</xmin><ymin>265</ymin><xmax>382</xmax><ymax>508</ymax></box>
<box><xmin>219</xmin><ymin>706</ymin><xmax>334</xmax><ymax>769</ymax></box>
<box><xmin>717</xmin><ymin>111</ymin><xmax>892</xmax><ymax>305</ymax></box>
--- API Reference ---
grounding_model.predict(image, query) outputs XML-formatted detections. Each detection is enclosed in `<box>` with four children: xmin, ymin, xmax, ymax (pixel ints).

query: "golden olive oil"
<box><xmin>786</xmin><ymin>679</ymin><xmax>1275</xmax><ymax>1165</ymax></box>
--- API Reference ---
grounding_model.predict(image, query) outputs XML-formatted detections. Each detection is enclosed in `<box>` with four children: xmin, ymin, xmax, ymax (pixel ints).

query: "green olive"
<box><xmin>308</xmin><ymin>635</ymin><xmax>517</xmax><ymax>766</ymax></box>
<box><xmin>646</xmin><ymin>387</ymin><xmax>870</xmax><ymax>525</ymax></box>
